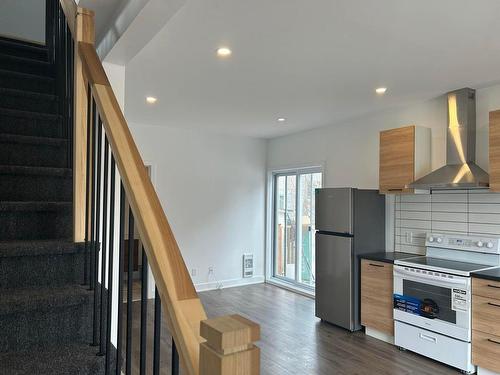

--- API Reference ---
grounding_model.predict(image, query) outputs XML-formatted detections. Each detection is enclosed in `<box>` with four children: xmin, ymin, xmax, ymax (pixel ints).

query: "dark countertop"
<box><xmin>359</xmin><ymin>252</ymin><xmax>418</xmax><ymax>264</ymax></box>
<box><xmin>472</xmin><ymin>267</ymin><xmax>500</xmax><ymax>282</ymax></box>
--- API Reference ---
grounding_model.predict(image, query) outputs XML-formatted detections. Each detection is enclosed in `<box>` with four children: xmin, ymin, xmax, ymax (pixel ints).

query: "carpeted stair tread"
<box><xmin>0</xmin><ymin>68</ymin><xmax>54</xmax><ymax>83</ymax></box>
<box><xmin>0</xmin><ymin>343</ymin><xmax>104</xmax><ymax>375</ymax></box>
<box><xmin>0</xmin><ymin>53</ymin><xmax>53</xmax><ymax>76</ymax></box>
<box><xmin>0</xmin><ymin>165</ymin><xmax>71</xmax><ymax>177</ymax></box>
<box><xmin>0</xmin><ymin>284</ymin><xmax>91</xmax><ymax>315</ymax></box>
<box><xmin>0</xmin><ymin>107</ymin><xmax>60</xmax><ymax>121</ymax></box>
<box><xmin>0</xmin><ymin>37</ymin><xmax>48</xmax><ymax>61</ymax></box>
<box><xmin>0</xmin><ymin>68</ymin><xmax>55</xmax><ymax>94</ymax></box>
<box><xmin>0</xmin><ymin>240</ymin><xmax>83</xmax><ymax>258</ymax></box>
<box><xmin>0</xmin><ymin>87</ymin><xmax>58</xmax><ymax>114</ymax></box>
<box><xmin>0</xmin><ymin>201</ymin><xmax>72</xmax><ymax>212</ymax></box>
<box><xmin>0</xmin><ymin>87</ymin><xmax>57</xmax><ymax>102</ymax></box>
<box><xmin>0</xmin><ymin>133</ymin><xmax>67</xmax><ymax>146</ymax></box>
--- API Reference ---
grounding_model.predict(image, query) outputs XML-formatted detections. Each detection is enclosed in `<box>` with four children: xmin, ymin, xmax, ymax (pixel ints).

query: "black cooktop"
<box><xmin>398</xmin><ymin>256</ymin><xmax>492</xmax><ymax>274</ymax></box>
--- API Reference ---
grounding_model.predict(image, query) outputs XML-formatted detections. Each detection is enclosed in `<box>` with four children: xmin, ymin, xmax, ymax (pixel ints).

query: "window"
<box><xmin>273</xmin><ymin>169</ymin><xmax>323</xmax><ymax>289</ymax></box>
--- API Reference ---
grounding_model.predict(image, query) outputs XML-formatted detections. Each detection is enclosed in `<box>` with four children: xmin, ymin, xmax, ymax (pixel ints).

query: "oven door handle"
<box><xmin>393</xmin><ymin>266</ymin><xmax>468</xmax><ymax>286</ymax></box>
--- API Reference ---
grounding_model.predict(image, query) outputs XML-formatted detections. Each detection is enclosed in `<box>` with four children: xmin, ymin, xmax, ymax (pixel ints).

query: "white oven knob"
<box><xmin>487</xmin><ymin>242</ymin><xmax>494</xmax><ymax>249</ymax></box>
<box><xmin>436</xmin><ymin>237</ymin><xmax>443</xmax><ymax>243</ymax></box>
<box><xmin>428</xmin><ymin>236</ymin><xmax>434</xmax><ymax>242</ymax></box>
<box><xmin>476</xmin><ymin>241</ymin><xmax>484</xmax><ymax>247</ymax></box>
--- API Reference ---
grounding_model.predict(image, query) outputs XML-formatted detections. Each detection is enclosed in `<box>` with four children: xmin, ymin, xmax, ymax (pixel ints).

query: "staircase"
<box><xmin>0</xmin><ymin>37</ymin><xmax>105</xmax><ymax>374</ymax></box>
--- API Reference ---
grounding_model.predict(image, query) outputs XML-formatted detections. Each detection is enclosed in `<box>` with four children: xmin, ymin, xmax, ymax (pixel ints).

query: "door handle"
<box><xmin>419</xmin><ymin>333</ymin><xmax>437</xmax><ymax>343</ymax></box>
<box><xmin>369</xmin><ymin>263</ymin><xmax>385</xmax><ymax>268</ymax></box>
<box><xmin>487</xmin><ymin>284</ymin><xmax>500</xmax><ymax>289</ymax></box>
<box><xmin>488</xmin><ymin>302</ymin><xmax>500</xmax><ymax>308</ymax></box>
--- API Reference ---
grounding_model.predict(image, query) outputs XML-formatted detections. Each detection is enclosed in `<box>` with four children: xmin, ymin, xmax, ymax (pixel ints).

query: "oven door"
<box><xmin>393</xmin><ymin>265</ymin><xmax>472</xmax><ymax>342</ymax></box>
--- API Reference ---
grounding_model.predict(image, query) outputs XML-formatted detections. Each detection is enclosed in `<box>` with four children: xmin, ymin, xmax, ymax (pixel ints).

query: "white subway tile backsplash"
<box><xmin>469</xmin><ymin>213</ymin><xmax>500</xmax><ymax>225</ymax></box>
<box><xmin>431</xmin><ymin>202</ymin><xmax>467</xmax><ymax>212</ymax></box>
<box><xmin>468</xmin><ymin>223</ymin><xmax>500</xmax><ymax>235</ymax></box>
<box><xmin>432</xmin><ymin>221</ymin><xmax>468</xmax><ymax>233</ymax></box>
<box><xmin>394</xmin><ymin>191</ymin><xmax>500</xmax><ymax>253</ymax></box>
<box><xmin>399</xmin><ymin>210</ymin><xmax>432</xmax><ymax>221</ymax></box>
<box><xmin>468</xmin><ymin>204</ymin><xmax>500</xmax><ymax>214</ymax></box>
<box><xmin>430</xmin><ymin>193</ymin><xmax>467</xmax><ymax>203</ymax></box>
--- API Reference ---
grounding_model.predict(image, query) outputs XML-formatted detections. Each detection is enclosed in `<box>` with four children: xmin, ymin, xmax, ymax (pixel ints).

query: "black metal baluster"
<box><xmin>89</xmin><ymin>100</ymin><xmax>97</xmax><ymax>291</ymax></box>
<box><xmin>153</xmin><ymin>288</ymin><xmax>161</xmax><ymax>375</ymax></box>
<box><xmin>84</xmin><ymin>83</ymin><xmax>92</xmax><ymax>286</ymax></box>
<box><xmin>126</xmin><ymin>210</ymin><xmax>135</xmax><ymax>375</ymax></box>
<box><xmin>98</xmin><ymin>138</ymin><xmax>110</xmax><ymax>357</ymax></box>
<box><xmin>140</xmin><ymin>251</ymin><xmax>148</xmax><ymax>375</ymax></box>
<box><xmin>92</xmin><ymin>118</ymin><xmax>103</xmax><ymax>347</ymax></box>
<box><xmin>116</xmin><ymin>184</ymin><xmax>126</xmax><ymax>375</ymax></box>
<box><xmin>105</xmin><ymin>157</ymin><xmax>116</xmax><ymax>373</ymax></box>
<box><xmin>172</xmin><ymin>339</ymin><xmax>179</xmax><ymax>375</ymax></box>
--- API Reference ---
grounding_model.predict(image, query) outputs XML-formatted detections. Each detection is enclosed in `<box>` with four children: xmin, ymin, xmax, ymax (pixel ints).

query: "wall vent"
<box><xmin>243</xmin><ymin>253</ymin><xmax>254</xmax><ymax>278</ymax></box>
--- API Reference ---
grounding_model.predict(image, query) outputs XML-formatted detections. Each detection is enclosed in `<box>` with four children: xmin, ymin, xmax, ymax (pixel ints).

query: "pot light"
<box><xmin>146</xmin><ymin>96</ymin><xmax>157</xmax><ymax>104</ymax></box>
<box><xmin>277</xmin><ymin>117</ymin><xmax>286</xmax><ymax>123</ymax></box>
<box><xmin>375</xmin><ymin>87</ymin><xmax>387</xmax><ymax>95</ymax></box>
<box><xmin>217</xmin><ymin>47</ymin><xmax>232</xmax><ymax>57</ymax></box>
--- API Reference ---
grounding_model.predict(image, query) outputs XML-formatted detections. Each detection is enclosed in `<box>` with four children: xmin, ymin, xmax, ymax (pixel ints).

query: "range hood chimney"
<box><xmin>408</xmin><ymin>88</ymin><xmax>489</xmax><ymax>190</ymax></box>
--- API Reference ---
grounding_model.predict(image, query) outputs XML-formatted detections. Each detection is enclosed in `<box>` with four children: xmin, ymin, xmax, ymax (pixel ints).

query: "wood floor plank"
<box><xmin>124</xmin><ymin>283</ymin><xmax>459</xmax><ymax>374</ymax></box>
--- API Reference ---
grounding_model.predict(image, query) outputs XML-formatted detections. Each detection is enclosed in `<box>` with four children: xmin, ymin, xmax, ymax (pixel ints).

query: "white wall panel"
<box><xmin>395</xmin><ymin>191</ymin><xmax>500</xmax><ymax>253</ymax></box>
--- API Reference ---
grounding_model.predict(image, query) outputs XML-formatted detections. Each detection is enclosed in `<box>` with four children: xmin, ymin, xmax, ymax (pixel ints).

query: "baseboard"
<box><xmin>365</xmin><ymin>327</ymin><xmax>395</xmax><ymax>345</ymax></box>
<box><xmin>195</xmin><ymin>275</ymin><xmax>265</xmax><ymax>292</ymax></box>
<box><xmin>478</xmin><ymin>367</ymin><xmax>500</xmax><ymax>375</ymax></box>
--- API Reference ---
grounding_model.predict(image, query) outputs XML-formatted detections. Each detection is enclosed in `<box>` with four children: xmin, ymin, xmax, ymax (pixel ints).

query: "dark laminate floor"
<box><xmin>125</xmin><ymin>283</ymin><xmax>459</xmax><ymax>375</ymax></box>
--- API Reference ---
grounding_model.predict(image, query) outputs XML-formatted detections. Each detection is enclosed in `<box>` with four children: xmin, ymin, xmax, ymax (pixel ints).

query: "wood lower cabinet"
<box><xmin>472</xmin><ymin>277</ymin><xmax>500</xmax><ymax>373</ymax></box>
<box><xmin>490</xmin><ymin>110</ymin><xmax>500</xmax><ymax>192</ymax></box>
<box><xmin>361</xmin><ymin>259</ymin><xmax>394</xmax><ymax>335</ymax></box>
<box><xmin>379</xmin><ymin>125</ymin><xmax>431</xmax><ymax>194</ymax></box>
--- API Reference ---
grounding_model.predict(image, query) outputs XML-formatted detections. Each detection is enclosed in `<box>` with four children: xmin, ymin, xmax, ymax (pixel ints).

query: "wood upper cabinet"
<box><xmin>361</xmin><ymin>259</ymin><xmax>394</xmax><ymax>336</ymax></box>
<box><xmin>379</xmin><ymin>125</ymin><xmax>431</xmax><ymax>194</ymax></box>
<box><xmin>489</xmin><ymin>110</ymin><xmax>500</xmax><ymax>191</ymax></box>
<box><xmin>472</xmin><ymin>277</ymin><xmax>500</xmax><ymax>373</ymax></box>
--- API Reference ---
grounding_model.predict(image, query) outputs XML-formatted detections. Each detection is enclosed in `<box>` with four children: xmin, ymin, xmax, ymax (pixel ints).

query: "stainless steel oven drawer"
<box><xmin>395</xmin><ymin>321</ymin><xmax>475</xmax><ymax>373</ymax></box>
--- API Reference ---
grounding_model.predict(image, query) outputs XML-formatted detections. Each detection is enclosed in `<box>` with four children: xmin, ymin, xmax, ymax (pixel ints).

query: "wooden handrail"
<box><xmin>59</xmin><ymin>1</ymin><xmax>260</xmax><ymax>374</ymax></box>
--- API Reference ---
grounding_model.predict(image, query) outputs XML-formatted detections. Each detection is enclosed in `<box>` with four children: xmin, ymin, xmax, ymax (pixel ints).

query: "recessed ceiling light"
<box><xmin>277</xmin><ymin>117</ymin><xmax>286</xmax><ymax>123</ymax></box>
<box><xmin>375</xmin><ymin>87</ymin><xmax>387</xmax><ymax>95</ymax></box>
<box><xmin>146</xmin><ymin>96</ymin><xmax>157</xmax><ymax>104</ymax></box>
<box><xmin>216</xmin><ymin>47</ymin><xmax>232</xmax><ymax>57</ymax></box>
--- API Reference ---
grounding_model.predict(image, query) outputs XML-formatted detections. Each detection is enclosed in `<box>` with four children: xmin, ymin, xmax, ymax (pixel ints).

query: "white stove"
<box><xmin>393</xmin><ymin>233</ymin><xmax>500</xmax><ymax>374</ymax></box>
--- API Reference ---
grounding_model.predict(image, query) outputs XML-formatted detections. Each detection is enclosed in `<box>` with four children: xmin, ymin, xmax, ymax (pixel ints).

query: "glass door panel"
<box><xmin>273</xmin><ymin>170</ymin><xmax>322</xmax><ymax>288</ymax></box>
<box><xmin>298</xmin><ymin>172</ymin><xmax>322</xmax><ymax>286</ymax></box>
<box><xmin>274</xmin><ymin>174</ymin><xmax>296</xmax><ymax>279</ymax></box>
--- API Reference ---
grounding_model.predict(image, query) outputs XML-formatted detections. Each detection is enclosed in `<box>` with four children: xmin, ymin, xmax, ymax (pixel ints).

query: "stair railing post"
<box><xmin>72</xmin><ymin>6</ymin><xmax>95</xmax><ymax>242</ymax></box>
<box><xmin>199</xmin><ymin>315</ymin><xmax>261</xmax><ymax>375</ymax></box>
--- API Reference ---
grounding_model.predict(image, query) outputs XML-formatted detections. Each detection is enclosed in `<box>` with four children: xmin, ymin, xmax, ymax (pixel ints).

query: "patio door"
<box><xmin>273</xmin><ymin>169</ymin><xmax>322</xmax><ymax>289</ymax></box>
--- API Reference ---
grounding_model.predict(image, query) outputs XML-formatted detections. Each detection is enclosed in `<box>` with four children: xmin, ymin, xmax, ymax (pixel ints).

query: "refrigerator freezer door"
<box><xmin>315</xmin><ymin>232</ymin><xmax>353</xmax><ymax>330</ymax></box>
<box><xmin>315</xmin><ymin>188</ymin><xmax>353</xmax><ymax>234</ymax></box>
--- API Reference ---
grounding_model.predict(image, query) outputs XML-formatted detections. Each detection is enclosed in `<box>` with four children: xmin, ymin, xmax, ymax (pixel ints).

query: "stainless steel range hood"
<box><xmin>408</xmin><ymin>88</ymin><xmax>489</xmax><ymax>190</ymax></box>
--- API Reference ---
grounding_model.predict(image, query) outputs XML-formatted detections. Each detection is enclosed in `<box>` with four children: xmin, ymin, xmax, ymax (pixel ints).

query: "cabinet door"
<box><xmin>361</xmin><ymin>260</ymin><xmax>394</xmax><ymax>335</ymax></box>
<box><xmin>379</xmin><ymin>126</ymin><xmax>415</xmax><ymax>193</ymax></box>
<box><xmin>490</xmin><ymin>111</ymin><xmax>500</xmax><ymax>191</ymax></box>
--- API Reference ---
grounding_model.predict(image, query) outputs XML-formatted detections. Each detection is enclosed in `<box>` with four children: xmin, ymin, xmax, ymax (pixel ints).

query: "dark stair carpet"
<box><xmin>0</xmin><ymin>37</ymin><xmax>105</xmax><ymax>374</ymax></box>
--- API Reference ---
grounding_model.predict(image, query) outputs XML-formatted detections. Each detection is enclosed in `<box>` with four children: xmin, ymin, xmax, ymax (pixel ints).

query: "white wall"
<box><xmin>267</xmin><ymin>84</ymin><xmax>500</xmax><ymax>251</ymax></box>
<box><xmin>129</xmin><ymin>123</ymin><xmax>267</xmax><ymax>290</ymax></box>
<box><xmin>0</xmin><ymin>0</ymin><xmax>45</xmax><ymax>44</ymax></box>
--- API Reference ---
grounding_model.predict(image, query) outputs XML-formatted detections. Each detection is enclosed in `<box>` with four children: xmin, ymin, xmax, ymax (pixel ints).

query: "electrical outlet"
<box><xmin>405</xmin><ymin>232</ymin><xmax>413</xmax><ymax>244</ymax></box>
<box><xmin>191</xmin><ymin>268</ymin><xmax>197</xmax><ymax>277</ymax></box>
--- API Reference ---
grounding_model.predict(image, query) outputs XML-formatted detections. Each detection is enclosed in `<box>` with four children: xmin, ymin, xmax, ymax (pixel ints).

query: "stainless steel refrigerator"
<box><xmin>315</xmin><ymin>188</ymin><xmax>385</xmax><ymax>331</ymax></box>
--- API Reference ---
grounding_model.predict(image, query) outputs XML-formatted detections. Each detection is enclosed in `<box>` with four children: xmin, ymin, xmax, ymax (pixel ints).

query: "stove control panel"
<box><xmin>426</xmin><ymin>233</ymin><xmax>500</xmax><ymax>254</ymax></box>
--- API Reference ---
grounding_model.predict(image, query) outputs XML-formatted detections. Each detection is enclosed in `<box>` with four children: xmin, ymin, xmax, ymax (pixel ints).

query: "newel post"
<box><xmin>199</xmin><ymin>314</ymin><xmax>260</xmax><ymax>375</ymax></box>
<box><xmin>73</xmin><ymin>7</ymin><xmax>95</xmax><ymax>242</ymax></box>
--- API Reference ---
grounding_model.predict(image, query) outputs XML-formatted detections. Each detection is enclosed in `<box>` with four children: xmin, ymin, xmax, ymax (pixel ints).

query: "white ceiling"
<box><xmin>123</xmin><ymin>0</ymin><xmax>500</xmax><ymax>138</ymax></box>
